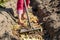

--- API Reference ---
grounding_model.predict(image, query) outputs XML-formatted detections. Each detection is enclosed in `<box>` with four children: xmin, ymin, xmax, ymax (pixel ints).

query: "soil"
<box><xmin>0</xmin><ymin>0</ymin><xmax>60</xmax><ymax>40</ymax></box>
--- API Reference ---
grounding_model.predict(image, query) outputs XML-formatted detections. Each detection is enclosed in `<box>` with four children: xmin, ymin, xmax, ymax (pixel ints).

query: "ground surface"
<box><xmin>0</xmin><ymin>0</ymin><xmax>43</xmax><ymax>40</ymax></box>
<box><xmin>0</xmin><ymin>0</ymin><xmax>60</xmax><ymax>40</ymax></box>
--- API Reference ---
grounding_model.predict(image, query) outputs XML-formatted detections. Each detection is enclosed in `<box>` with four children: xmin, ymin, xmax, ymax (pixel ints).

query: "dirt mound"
<box><xmin>0</xmin><ymin>7</ymin><xmax>18</xmax><ymax>40</ymax></box>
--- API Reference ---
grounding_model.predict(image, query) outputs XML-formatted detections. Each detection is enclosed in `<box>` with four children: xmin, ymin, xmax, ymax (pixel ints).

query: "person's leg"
<box><xmin>26</xmin><ymin>0</ymin><xmax>30</xmax><ymax>7</ymax></box>
<box><xmin>17</xmin><ymin>0</ymin><xmax>24</xmax><ymax>25</ymax></box>
<box><xmin>17</xmin><ymin>10</ymin><xmax>24</xmax><ymax>25</ymax></box>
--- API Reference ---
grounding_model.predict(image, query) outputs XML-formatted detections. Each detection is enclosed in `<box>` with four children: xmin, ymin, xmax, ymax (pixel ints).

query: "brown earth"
<box><xmin>0</xmin><ymin>0</ymin><xmax>60</xmax><ymax>40</ymax></box>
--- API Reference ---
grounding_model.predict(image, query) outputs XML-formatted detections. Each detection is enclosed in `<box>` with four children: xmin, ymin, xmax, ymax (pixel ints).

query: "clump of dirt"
<box><xmin>0</xmin><ymin>7</ymin><xmax>19</xmax><ymax>40</ymax></box>
<box><xmin>0</xmin><ymin>10</ymin><xmax>15</xmax><ymax>35</ymax></box>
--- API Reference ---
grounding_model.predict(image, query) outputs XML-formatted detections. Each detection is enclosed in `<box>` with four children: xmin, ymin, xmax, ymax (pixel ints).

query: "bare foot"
<box><xmin>22</xmin><ymin>13</ymin><xmax>27</xmax><ymax>20</ymax></box>
<box><xmin>28</xmin><ymin>5</ymin><xmax>31</xmax><ymax>9</ymax></box>
<box><xmin>18</xmin><ymin>22</ymin><xmax>23</xmax><ymax>25</ymax></box>
<box><xmin>22</xmin><ymin>15</ymin><xmax>27</xmax><ymax>19</ymax></box>
<box><xmin>18</xmin><ymin>19</ymin><xmax>24</xmax><ymax>26</ymax></box>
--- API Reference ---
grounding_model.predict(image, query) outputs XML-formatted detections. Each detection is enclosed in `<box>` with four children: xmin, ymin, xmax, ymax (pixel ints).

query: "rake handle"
<box><xmin>24</xmin><ymin>0</ymin><xmax>32</xmax><ymax>28</ymax></box>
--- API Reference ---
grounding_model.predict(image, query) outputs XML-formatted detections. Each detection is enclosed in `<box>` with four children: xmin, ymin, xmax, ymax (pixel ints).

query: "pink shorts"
<box><xmin>17</xmin><ymin>0</ymin><xmax>30</xmax><ymax>11</ymax></box>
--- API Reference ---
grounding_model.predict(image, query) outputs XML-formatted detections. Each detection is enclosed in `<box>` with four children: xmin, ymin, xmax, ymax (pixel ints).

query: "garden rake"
<box><xmin>20</xmin><ymin>0</ymin><xmax>41</xmax><ymax>33</ymax></box>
